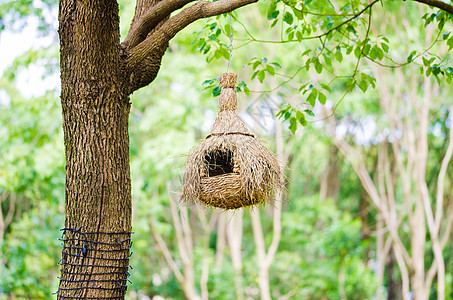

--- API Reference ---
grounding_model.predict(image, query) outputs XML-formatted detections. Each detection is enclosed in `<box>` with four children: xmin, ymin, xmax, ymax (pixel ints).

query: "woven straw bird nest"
<box><xmin>181</xmin><ymin>73</ymin><xmax>284</xmax><ymax>210</ymax></box>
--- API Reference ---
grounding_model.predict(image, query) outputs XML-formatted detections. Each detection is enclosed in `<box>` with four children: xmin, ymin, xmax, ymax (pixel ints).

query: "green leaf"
<box><xmin>346</xmin><ymin>45</ymin><xmax>353</xmax><ymax>55</ymax></box>
<box><xmin>362</xmin><ymin>44</ymin><xmax>371</xmax><ymax>56</ymax></box>
<box><xmin>323</xmin><ymin>53</ymin><xmax>332</xmax><ymax>67</ymax></box>
<box><xmin>203</xmin><ymin>44</ymin><xmax>211</xmax><ymax>54</ymax></box>
<box><xmin>258</xmin><ymin>70</ymin><xmax>265</xmax><ymax>83</ymax></box>
<box><xmin>447</xmin><ymin>36</ymin><xmax>453</xmax><ymax>50</ymax></box>
<box><xmin>224</xmin><ymin>23</ymin><xmax>232</xmax><ymax>37</ymax></box>
<box><xmin>289</xmin><ymin>117</ymin><xmax>298</xmax><ymax>134</ymax></box>
<box><xmin>213</xmin><ymin>49</ymin><xmax>221</xmax><ymax>59</ymax></box>
<box><xmin>213</xmin><ymin>86</ymin><xmax>221</xmax><ymax>97</ymax></box>
<box><xmin>354</xmin><ymin>45</ymin><xmax>362</xmax><ymax>59</ymax></box>
<box><xmin>368</xmin><ymin>76</ymin><xmax>376</xmax><ymax>89</ymax></box>
<box><xmin>220</xmin><ymin>47</ymin><xmax>229</xmax><ymax>59</ymax></box>
<box><xmin>269</xmin><ymin>10</ymin><xmax>280</xmax><ymax>20</ymax></box>
<box><xmin>318</xmin><ymin>92</ymin><xmax>327</xmax><ymax>104</ymax></box>
<box><xmin>296</xmin><ymin>31</ymin><xmax>303</xmax><ymax>42</ymax></box>
<box><xmin>381</xmin><ymin>43</ymin><xmax>389</xmax><ymax>53</ymax></box>
<box><xmin>380</xmin><ymin>36</ymin><xmax>389</xmax><ymax>43</ymax></box>
<box><xmin>377</xmin><ymin>47</ymin><xmax>384</xmax><ymax>60</ymax></box>
<box><xmin>202</xmin><ymin>79</ymin><xmax>215</xmax><ymax>86</ymax></box>
<box><xmin>284</xmin><ymin>111</ymin><xmax>291</xmax><ymax>120</ymax></box>
<box><xmin>335</xmin><ymin>51</ymin><xmax>343</xmax><ymax>63</ymax></box>
<box><xmin>277</xmin><ymin>104</ymin><xmax>291</xmax><ymax>119</ymax></box>
<box><xmin>358</xmin><ymin>80</ymin><xmax>368</xmax><ymax>93</ymax></box>
<box><xmin>271</xmin><ymin>18</ymin><xmax>279</xmax><ymax>28</ymax></box>
<box><xmin>244</xmin><ymin>86</ymin><xmax>250</xmax><ymax>96</ymax></box>
<box><xmin>296</xmin><ymin>111</ymin><xmax>307</xmax><ymax>126</ymax></box>
<box><xmin>251</xmin><ymin>70</ymin><xmax>259</xmax><ymax>80</ymax></box>
<box><xmin>370</xmin><ymin>46</ymin><xmax>378</xmax><ymax>60</ymax></box>
<box><xmin>304</xmin><ymin>109</ymin><xmax>315</xmax><ymax>117</ymax></box>
<box><xmin>266</xmin><ymin>65</ymin><xmax>276</xmax><ymax>76</ymax></box>
<box><xmin>301</xmin><ymin>49</ymin><xmax>311</xmax><ymax>57</ymax></box>
<box><xmin>432</xmin><ymin>65</ymin><xmax>441</xmax><ymax>76</ymax></box>
<box><xmin>283</xmin><ymin>12</ymin><xmax>294</xmax><ymax>25</ymax></box>
<box><xmin>268</xmin><ymin>1</ymin><xmax>277</xmax><ymax>19</ymax></box>
<box><xmin>292</xmin><ymin>7</ymin><xmax>303</xmax><ymax>19</ymax></box>
<box><xmin>407</xmin><ymin>50</ymin><xmax>417</xmax><ymax>63</ymax></box>
<box><xmin>307</xmin><ymin>89</ymin><xmax>317</xmax><ymax>106</ymax></box>
<box><xmin>314</xmin><ymin>60</ymin><xmax>323</xmax><ymax>74</ymax></box>
<box><xmin>422</xmin><ymin>56</ymin><xmax>430</xmax><ymax>67</ymax></box>
<box><xmin>252</xmin><ymin>60</ymin><xmax>261</xmax><ymax>70</ymax></box>
<box><xmin>326</xmin><ymin>21</ymin><xmax>334</xmax><ymax>30</ymax></box>
<box><xmin>298</xmin><ymin>82</ymin><xmax>309</xmax><ymax>93</ymax></box>
<box><xmin>320</xmin><ymin>83</ymin><xmax>331</xmax><ymax>93</ymax></box>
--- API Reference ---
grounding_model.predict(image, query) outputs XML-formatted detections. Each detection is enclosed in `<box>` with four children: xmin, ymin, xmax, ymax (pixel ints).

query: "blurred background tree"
<box><xmin>1</xmin><ymin>0</ymin><xmax>452</xmax><ymax>299</ymax></box>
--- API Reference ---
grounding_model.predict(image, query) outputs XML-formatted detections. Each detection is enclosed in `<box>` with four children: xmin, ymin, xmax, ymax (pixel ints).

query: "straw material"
<box><xmin>181</xmin><ymin>73</ymin><xmax>284</xmax><ymax>210</ymax></box>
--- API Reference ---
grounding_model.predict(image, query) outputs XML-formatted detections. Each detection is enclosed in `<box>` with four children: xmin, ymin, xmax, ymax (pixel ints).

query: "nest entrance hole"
<box><xmin>205</xmin><ymin>149</ymin><xmax>235</xmax><ymax>177</ymax></box>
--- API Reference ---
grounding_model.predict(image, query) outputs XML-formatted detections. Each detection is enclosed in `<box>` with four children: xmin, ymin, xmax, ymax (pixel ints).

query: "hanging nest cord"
<box><xmin>181</xmin><ymin>73</ymin><xmax>284</xmax><ymax>210</ymax></box>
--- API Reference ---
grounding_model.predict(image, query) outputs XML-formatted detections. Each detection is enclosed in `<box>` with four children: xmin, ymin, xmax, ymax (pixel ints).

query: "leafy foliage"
<box><xmin>193</xmin><ymin>0</ymin><xmax>453</xmax><ymax>133</ymax></box>
<box><xmin>1</xmin><ymin>202</ymin><xmax>63</xmax><ymax>298</ymax></box>
<box><xmin>0</xmin><ymin>0</ymin><xmax>57</xmax><ymax>33</ymax></box>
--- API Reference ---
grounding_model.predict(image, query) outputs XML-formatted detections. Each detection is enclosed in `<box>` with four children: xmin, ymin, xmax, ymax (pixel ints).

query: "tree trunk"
<box><xmin>57</xmin><ymin>0</ymin><xmax>132</xmax><ymax>298</ymax></box>
<box><xmin>410</xmin><ymin>200</ymin><xmax>427</xmax><ymax>300</ymax></box>
<box><xmin>387</xmin><ymin>249</ymin><xmax>403</xmax><ymax>300</ymax></box>
<box><xmin>55</xmin><ymin>0</ymin><xmax>259</xmax><ymax>297</ymax></box>
<box><xmin>319</xmin><ymin>145</ymin><xmax>341</xmax><ymax>201</ymax></box>
<box><xmin>226</xmin><ymin>210</ymin><xmax>244</xmax><ymax>300</ymax></box>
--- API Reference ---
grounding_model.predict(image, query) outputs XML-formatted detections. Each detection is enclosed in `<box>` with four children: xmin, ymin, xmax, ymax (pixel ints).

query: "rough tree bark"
<box><xmin>57</xmin><ymin>0</ymin><xmax>257</xmax><ymax>298</ymax></box>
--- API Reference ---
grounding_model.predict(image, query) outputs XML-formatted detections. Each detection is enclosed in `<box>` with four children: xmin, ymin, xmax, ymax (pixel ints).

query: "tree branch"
<box><xmin>412</xmin><ymin>0</ymin><xmax>453</xmax><ymax>15</ymax></box>
<box><xmin>434</xmin><ymin>107</ymin><xmax>453</xmax><ymax>231</ymax></box>
<box><xmin>425</xmin><ymin>199</ymin><xmax>453</xmax><ymax>292</ymax></box>
<box><xmin>151</xmin><ymin>227</ymin><xmax>185</xmax><ymax>283</ymax></box>
<box><xmin>265</xmin><ymin>118</ymin><xmax>284</xmax><ymax>267</ymax></box>
<box><xmin>226</xmin><ymin>210</ymin><xmax>244</xmax><ymax>299</ymax></box>
<box><xmin>126</xmin><ymin>0</ymin><xmax>160</xmax><ymax>39</ymax></box>
<box><xmin>123</xmin><ymin>0</ymin><xmax>196</xmax><ymax>49</ymax></box>
<box><xmin>126</xmin><ymin>0</ymin><xmax>258</xmax><ymax>93</ymax></box>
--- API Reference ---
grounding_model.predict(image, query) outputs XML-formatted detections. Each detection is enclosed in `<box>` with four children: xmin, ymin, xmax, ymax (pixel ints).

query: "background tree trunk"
<box><xmin>57</xmin><ymin>0</ymin><xmax>132</xmax><ymax>298</ymax></box>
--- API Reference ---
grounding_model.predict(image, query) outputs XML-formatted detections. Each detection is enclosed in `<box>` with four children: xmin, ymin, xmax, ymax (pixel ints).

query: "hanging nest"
<box><xmin>181</xmin><ymin>73</ymin><xmax>284</xmax><ymax>210</ymax></box>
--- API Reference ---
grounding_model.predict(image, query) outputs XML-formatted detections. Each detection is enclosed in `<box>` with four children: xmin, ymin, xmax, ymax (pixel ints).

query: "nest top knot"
<box><xmin>218</xmin><ymin>73</ymin><xmax>238</xmax><ymax>112</ymax></box>
<box><xmin>219</xmin><ymin>73</ymin><xmax>237</xmax><ymax>89</ymax></box>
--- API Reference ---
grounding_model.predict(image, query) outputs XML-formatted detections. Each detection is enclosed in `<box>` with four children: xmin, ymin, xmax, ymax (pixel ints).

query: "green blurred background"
<box><xmin>1</xmin><ymin>0</ymin><xmax>453</xmax><ymax>299</ymax></box>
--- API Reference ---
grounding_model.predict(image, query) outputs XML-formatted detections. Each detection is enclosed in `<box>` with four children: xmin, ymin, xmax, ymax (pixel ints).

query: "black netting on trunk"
<box><xmin>53</xmin><ymin>227</ymin><xmax>133</xmax><ymax>299</ymax></box>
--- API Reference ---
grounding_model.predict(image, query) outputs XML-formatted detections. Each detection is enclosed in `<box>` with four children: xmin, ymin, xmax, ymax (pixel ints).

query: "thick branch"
<box><xmin>413</xmin><ymin>0</ymin><xmax>453</xmax><ymax>15</ymax></box>
<box><xmin>123</xmin><ymin>0</ymin><xmax>196</xmax><ymax>49</ymax></box>
<box><xmin>126</xmin><ymin>0</ymin><xmax>258</xmax><ymax>93</ymax></box>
